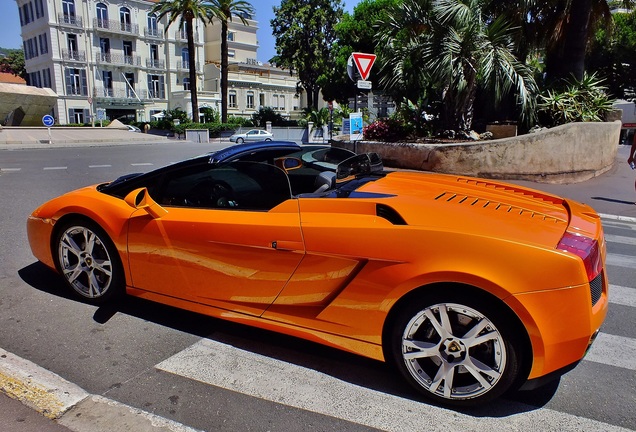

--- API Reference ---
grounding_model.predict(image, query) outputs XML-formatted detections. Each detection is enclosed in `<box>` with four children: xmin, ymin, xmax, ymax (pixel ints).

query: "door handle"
<box><xmin>271</xmin><ymin>240</ymin><xmax>304</xmax><ymax>252</ymax></box>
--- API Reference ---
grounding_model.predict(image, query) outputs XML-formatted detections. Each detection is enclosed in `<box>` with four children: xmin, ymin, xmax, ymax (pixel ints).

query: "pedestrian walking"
<box><xmin>629</xmin><ymin>134</ymin><xmax>636</xmax><ymax>203</ymax></box>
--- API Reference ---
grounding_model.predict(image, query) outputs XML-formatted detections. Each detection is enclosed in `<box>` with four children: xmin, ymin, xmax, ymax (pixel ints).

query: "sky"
<box><xmin>0</xmin><ymin>0</ymin><xmax>358</xmax><ymax>63</ymax></box>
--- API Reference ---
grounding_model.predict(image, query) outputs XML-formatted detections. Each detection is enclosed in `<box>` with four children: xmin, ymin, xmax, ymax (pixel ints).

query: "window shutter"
<box><xmin>81</xmin><ymin>69</ymin><xmax>88</xmax><ymax>95</ymax></box>
<box><xmin>65</xmin><ymin>69</ymin><xmax>72</xmax><ymax>95</ymax></box>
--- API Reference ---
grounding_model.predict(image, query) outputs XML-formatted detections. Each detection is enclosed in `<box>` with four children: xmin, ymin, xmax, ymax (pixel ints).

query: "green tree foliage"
<box><xmin>251</xmin><ymin>106</ymin><xmax>284</xmax><ymax>126</ymax></box>
<box><xmin>271</xmin><ymin>0</ymin><xmax>343</xmax><ymax>109</ymax></box>
<box><xmin>538</xmin><ymin>72</ymin><xmax>614</xmax><ymax>126</ymax></box>
<box><xmin>0</xmin><ymin>49</ymin><xmax>26</xmax><ymax>80</ymax></box>
<box><xmin>152</xmin><ymin>0</ymin><xmax>213</xmax><ymax>123</ymax></box>
<box><xmin>377</xmin><ymin>0</ymin><xmax>537</xmax><ymax>132</ymax></box>
<box><xmin>319</xmin><ymin>0</ymin><xmax>398</xmax><ymax>104</ymax></box>
<box><xmin>207</xmin><ymin>0</ymin><xmax>255</xmax><ymax>123</ymax></box>
<box><xmin>587</xmin><ymin>10</ymin><xmax>636</xmax><ymax>99</ymax></box>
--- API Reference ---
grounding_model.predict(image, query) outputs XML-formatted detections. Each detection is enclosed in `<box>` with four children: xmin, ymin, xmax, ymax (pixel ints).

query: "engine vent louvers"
<box><xmin>456</xmin><ymin>178</ymin><xmax>564</xmax><ymax>205</ymax></box>
<box><xmin>376</xmin><ymin>204</ymin><xmax>407</xmax><ymax>225</ymax></box>
<box><xmin>590</xmin><ymin>272</ymin><xmax>603</xmax><ymax>306</ymax></box>
<box><xmin>434</xmin><ymin>192</ymin><xmax>566</xmax><ymax>224</ymax></box>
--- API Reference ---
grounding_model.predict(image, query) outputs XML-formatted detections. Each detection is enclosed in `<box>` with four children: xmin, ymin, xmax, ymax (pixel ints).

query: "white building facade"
<box><xmin>16</xmin><ymin>0</ymin><xmax>210</xmax><ymax>124</ymax></box>
<box><xmin>16</xmin><ymin>0</ymin><xmax>302</xmax><ymax>125</ymax></box>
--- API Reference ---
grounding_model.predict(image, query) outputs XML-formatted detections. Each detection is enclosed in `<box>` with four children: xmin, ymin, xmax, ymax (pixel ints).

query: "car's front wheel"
<box><xmin>388</xmin><ymin>293</ymin><xmax>521</xmax><ymax>407</ymax></box>
<box><xmin>54</xmin><ymin>220</ymin><xmax>124</xmax><ymax>304</ymax></box>
<box><xmin>236</xmin><ymin>137</ymin><xmax>244</xmax><ymax>144</ymax></box>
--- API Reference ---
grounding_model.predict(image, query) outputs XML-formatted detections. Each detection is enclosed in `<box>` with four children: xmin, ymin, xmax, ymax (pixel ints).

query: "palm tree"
<box><xmin>152</xmin><ymin>0</ymin><xmax>211</xmax><ymax>123</ymax></box>
<box><xmin>378</xmin><ymin>0</ymin><xmax>537</xmax><ymax>131</ymax></box>
<box><xmin>207</xmin><ymin>0</ymin><xmax>254</xmax><ymax>123</ymax></box>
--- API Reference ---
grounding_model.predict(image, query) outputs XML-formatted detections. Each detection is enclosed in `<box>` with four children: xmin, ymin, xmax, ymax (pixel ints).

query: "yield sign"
<box><xmin>351</xmin><ymin>52</ymin><xmax>376</xmax><ymax>81</ymax></box>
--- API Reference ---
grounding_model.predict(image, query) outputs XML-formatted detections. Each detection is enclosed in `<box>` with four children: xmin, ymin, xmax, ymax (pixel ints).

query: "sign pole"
<box><xmin>42</xmin><ymin>114</ymin><xmax>55</xmax><ymax>145</ymax></box>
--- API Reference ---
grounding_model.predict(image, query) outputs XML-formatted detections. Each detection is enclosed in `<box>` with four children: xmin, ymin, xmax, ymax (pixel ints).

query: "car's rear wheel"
<box><xmin>388</xmin><ymin>293</ymin><xmax>521</xmax><ymax>407</ymax></box>
<box><xmin>265</xmin><ymin>138</ymin><xmax>272</xmax><ymax>141</ymax></box>
<box><xmin>236</xmin><ymin>137</ymin><xmax>244</xmax><ymax>144</ymax></box>
<box><xmin>54</xmin><ymin>220</ymin><xmax>124</xmax><ymax>304</ymax></box>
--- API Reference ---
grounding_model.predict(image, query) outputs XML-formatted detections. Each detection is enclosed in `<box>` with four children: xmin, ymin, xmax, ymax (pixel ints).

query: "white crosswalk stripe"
<box><xmin>609</xmin><ymin>285</ymin><xmax>636</xmax><ymax>308</ymax></box>
<box><xmin>155</xmin><ymin>216</ymin><xmax>636</xmax><ymax>432</ymax></box>
<box><xmin>157</xmin><ymin>339</ymin><xmax>632</xmax><ymax>432</ymax></box>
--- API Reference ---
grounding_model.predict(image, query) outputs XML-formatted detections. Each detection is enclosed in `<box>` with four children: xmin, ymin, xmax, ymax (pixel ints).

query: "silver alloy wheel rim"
<box><xmin>58</xmin><ymin>226</ymin><xmax>113</xmax><ymax>298</ymax></box>
<box><xmin>402</xmin><ymin>302</ymin><xmax>506</xmax><ymax>400</ymax></box>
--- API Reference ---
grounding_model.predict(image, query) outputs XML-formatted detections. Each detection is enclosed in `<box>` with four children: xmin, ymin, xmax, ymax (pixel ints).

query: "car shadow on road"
<box><xmin>591</xmin><ymin>196</ymin><xmax>635</xmax><ymax>205</ymax></box>
<box><xmin>19</xmin><ymin>260</ymin><xmax>559</xmax><ymax>418</ymax></box>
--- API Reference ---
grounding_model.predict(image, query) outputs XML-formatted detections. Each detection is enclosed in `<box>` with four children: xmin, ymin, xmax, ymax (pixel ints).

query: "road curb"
<box><xmin>0</xmin><ymin>348</ymin><xmax>201</xmax><ymax>432</ymax></box>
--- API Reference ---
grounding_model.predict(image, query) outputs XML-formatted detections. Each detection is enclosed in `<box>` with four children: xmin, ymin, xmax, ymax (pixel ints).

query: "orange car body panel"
<box><xmin>27</xmin><ymin>169</ymin><xmax>608</xmax><ymax>383</ymax></box>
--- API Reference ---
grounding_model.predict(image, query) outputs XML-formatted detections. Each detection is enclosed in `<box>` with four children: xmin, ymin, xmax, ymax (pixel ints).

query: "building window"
<box><xmin>96</xmin><ymin>3</ymin><xmax>108</xmax><ymax>27</ymax></box>
<box><xmin>42</xmin><ymin>68</ymin><xmax>51</xmax><ymax>88</ymax></box>
<box><xmin>259</xmin><ymin>93</ymin><xmax>265</xmax><ymax>107</ymax></box>
<box><xmin>38</xmin><ymin>33</ymin><xmax>48</xmax><ymax>54</ymax></box>
<box><xmin>147</xmin><ymin>13</ymin><xmax>158</xmax><ymax>37</ymax></box>
<box><xmin>124</xmin><ymin>72</ymin><xmax>135</xmax><ymax>98</ymax></box>
<box><xmin>229</xmin><ymin>90</ymin><xmax>237</xmax><ymax>108</ymax></box>
<box><xmin>65</xmin><ymin>68</ymin><xmax>87</xmax><ymax>96</ymax></box>
<box><xmin>148</xmin><ymin>75</ymin><xmax>165</xmax><ymax>99</ymax></box>
<box><xmin>102</xmin><ymin>71</ymin><xmax>112</xmax><ymax>96</ymax></box>
<box><xmin>279</xmin><ymin>95</ymin><xmax>285</xmax><ymax>111</ymax></box>
<box><xmin>35</xmin><ymin>0</ymin><xmax>44</xmax><ymax>19</ymax></box>
<box><xmin>227</xmin><ymin>31</ymin><xmax>235</xmax><ymax>41</ymax></box>
<box><xmin>62</xmin><ymin>0</ymin><xmax>75</xmax><ymax>21</ymax></box>
<box><xmin>69</xmin><ymin>108</ymin><xmax>88</xmax><ymax>124</ymax></box>
<box><xmin>228</xmin><ymin>49</ymin><xmax>235</xmax><ymax>59</ymax></box>
<box><xmin>22</xmin><ymin>3</ymin><xmax>32</xmax><ymax>25</ymax></box>
<box><xmin>123</xmin><ymin>40</ymin><xmax>133</xmax><ymax>64</ymax></box>
<box><xmin>67</xmin><ymin>34</ymin><xmax>77</xmax><ymax>58</ymax></box>
<box><xmin>149</xmin><ymin>44</ymin><xmax>159</xmax><ymax>67</ymax></box>
<box><xmin>181</xmin><ymin>47</ymin><xmax>189</xmax><ymax>69</ymax></box>
<box><xmin>273</xmin><ymin>95</ymin><xmax>279</xmax><ymax>110</ymax></box>
<box><xmin>28</xmin><ymin>71</ymin><xmax>42</xmax><ymax>87</ymax></box>
<box><xmin>119</xmin><ymin>7</ymin><xmax>131</xmax><ymax>32</ymax></box>
<box><xmin>183</xmin><ymin>77</ymin><xmax>190</xmax><ymax>91</ymax></box>
<box><xmin>246</xmin><ymin>91</ymin><xmax>254</xmax><ymax>109</ymax></box>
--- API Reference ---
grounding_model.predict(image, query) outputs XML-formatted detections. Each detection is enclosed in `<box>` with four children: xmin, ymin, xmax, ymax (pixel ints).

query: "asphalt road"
<box><xmin>0</xmin><ymin>142</ymin><xmax>635</xmax><ymax>431</ymax></box>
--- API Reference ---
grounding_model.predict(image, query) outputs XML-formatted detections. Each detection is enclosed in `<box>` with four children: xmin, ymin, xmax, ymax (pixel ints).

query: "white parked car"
<box><xmin>126</xmin><ymin>125</ymin><xmax>141</xmax><ymax>132</ymax></box>
<box><xmin>229</xmin><ymin>129</ymin><xmax>273</xmax><ymax>143</ymax></box>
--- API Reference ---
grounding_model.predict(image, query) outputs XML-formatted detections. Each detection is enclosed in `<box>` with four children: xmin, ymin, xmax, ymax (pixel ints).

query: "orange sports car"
<box><xmin>27</xmin><ymin>141</ymin><xmax>608</xmax><ymax>407</ymax></box>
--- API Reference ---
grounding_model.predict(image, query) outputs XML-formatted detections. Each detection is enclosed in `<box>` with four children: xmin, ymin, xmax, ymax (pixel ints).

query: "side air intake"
<box><xmin>376</xmin><ymin>204</ymin><xmax>407</xmax><ymax>225</ymax></box>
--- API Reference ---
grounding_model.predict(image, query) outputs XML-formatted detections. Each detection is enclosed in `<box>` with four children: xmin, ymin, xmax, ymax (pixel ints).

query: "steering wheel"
<box><xmin>209</xmin><ymin>181</ymin><xmax>237</xmax><ymax>208</ymax></box>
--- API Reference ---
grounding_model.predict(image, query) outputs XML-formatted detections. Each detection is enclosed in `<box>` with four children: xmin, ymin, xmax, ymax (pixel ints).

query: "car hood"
<box><xmin>359</xmin><ymin>171</ymin><xmax>573</xmax><ymax>246</ymax></box>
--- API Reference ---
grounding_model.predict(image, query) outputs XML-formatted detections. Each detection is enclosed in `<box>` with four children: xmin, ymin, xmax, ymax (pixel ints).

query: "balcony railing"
<box><xmin>61</xmin><ymin>49</ymin><xmax>86</xmax><ymax>62</ymax></box>
<box><xmin>97</xmin><ymin>53</ymin><xmax>142</xmax><ymax>67</ymax></box>
<box><xmin>144</xmin><ymin>27</ymin><xmax>164</xmax><ymax>39</ymax></box>
<box><xmin>93</xmin><ymin>18</ymin><xmax>139</xmax><ymax>35</ymax></box>
<box><xmin>146</xmin><ymin>58</ymin><xmax>165</xmax><ymax>69</ymax></box>
<box><xmin>95</xmin><ymin>87</ymin><xmax>150</xmax><ymax>103</ymax></box>
<box><xmin>175</xmin><ymin>30</ymin><xmax>200</xmax><ymax>43</ymax></box>
<box><xmin>176</xmin><ymin>60</ymin><xmax>201</xmax><ymax>72</ymax></box>
<box><xmin>58</xmin><ymin>13</ymin><xmax>83</xmax><ymax>28</ymax></box>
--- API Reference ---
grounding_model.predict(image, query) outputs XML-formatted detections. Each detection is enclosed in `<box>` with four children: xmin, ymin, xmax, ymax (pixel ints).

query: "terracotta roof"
<box><xmin>0</xmin><ymin>72</ymin><xmax>26</xmax><ymax>85</ymax></box>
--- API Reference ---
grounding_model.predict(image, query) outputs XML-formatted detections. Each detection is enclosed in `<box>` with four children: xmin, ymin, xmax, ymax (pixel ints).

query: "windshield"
<box><xmin>336</xmin><ymin>153</ymin><xmax>383</xmax><ymax>183</ymax></box>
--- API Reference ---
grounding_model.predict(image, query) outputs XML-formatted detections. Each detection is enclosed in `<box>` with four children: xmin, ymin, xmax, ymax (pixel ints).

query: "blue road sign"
<box><xmin>42</xmin><ymin>115</ymin><xmax>55</xmax><ymax>127</ymax></box>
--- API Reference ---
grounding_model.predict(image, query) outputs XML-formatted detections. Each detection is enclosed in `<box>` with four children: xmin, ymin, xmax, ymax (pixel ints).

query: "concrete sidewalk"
<box><xmin>0</xmin><ymin>126</ymin><xmax>169</xmax><ymax>148</ymax></box>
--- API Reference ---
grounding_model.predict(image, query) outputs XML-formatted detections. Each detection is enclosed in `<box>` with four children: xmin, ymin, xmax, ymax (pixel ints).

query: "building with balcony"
<box><xmin>16</xmin><ymin>0</ymin><xmax>208</xmax><ymax>124</ymax></box>
<box><xmin>203</xmin><ymin>13</ymin><xmax>302</xmax><ymax>120</ymax></box>
<box><xmin>16</xmin><ymin>0</ymin><xmax>302</xmax><ymax>125</ymax></box>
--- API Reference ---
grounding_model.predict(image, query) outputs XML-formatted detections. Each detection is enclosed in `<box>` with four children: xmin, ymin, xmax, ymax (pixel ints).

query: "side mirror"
<box><xmin>124</xmin><ymin>188</ymin><xmax>168</xmax><ymax>218</ymax></box>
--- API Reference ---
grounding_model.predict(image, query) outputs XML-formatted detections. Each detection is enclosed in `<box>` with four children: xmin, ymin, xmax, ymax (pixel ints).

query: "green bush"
<box><xmin>538</xmin><ymin>72</ymin><xmax>615</xmax><ymax>127</ymax></box>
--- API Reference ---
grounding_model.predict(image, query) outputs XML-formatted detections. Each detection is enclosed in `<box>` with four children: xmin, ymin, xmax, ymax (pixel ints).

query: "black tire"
<box><xmin>53</xmin><ymin>219</ymin><xmax>124</xmax><ymax>305</ymax></box>
<box><xmin>237</xmin><ymin>137</ymin><xmax>244</xmax><ymax>144</ymax></box>
<box><xmin>387</xmin><ymin>292</ymin><xmax>521</xmax><ymax>407</ymax></box>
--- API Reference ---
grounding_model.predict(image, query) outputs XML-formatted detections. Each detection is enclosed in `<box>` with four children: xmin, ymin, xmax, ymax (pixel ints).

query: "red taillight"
<box><xmin>557</xmin><ymin>232</ymin><xmax>602</xmax><ymax>281</ymax></box>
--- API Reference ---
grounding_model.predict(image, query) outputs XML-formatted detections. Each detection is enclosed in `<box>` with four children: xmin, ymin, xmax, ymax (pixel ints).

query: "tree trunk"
<box><xmin>221</xmin><ymin>20</ymin><xmax>229</xmax><ymax>123</ymax></box>
<box><xmin>186</xmin><ymin>16</ymin><xmax>199</xmax><ymax>123</ymax></box>
<box><xmin>546</xmin><ymin>0</ymin><xmax>593</xmax><ymax>82</ymax></box>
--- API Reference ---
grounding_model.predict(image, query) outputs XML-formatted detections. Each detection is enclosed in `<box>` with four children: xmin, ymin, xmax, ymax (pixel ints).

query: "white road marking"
<box><xmin>606</xmin><ymin>252</ymin><xmax>636</xmax><ymax>268</ymax></box>
<box><xmin>43</xmin><ymin>166</ymin><xmax>67</xmax><ymax>170</ymax></box>
<box><xmin>585</xmin><ymin>332</ymin><xmax>636</xmax><ymax>371</ymax></box>
<box><xmin>609</xmin><ymin>285</ymin><xmax>636</xmax><ymax>308</ymax></box>
<box><xmin>131</xmin><ymin>163</ymin><xmax>153</xmax><ymax>166</ymax></box>
<box><xmin>157</xmin><ymin>339</ymin><xmax>632</xmax><ymax>432</ymax></box>
<box><xmin>605</xmin><ymin>234</ymin><xmax>636</xmax><ymax>246</ymax></box>
<box><xmin>0</xmin><ymin>168</ymin><xmax>21</xmax><ymax>172</ymax></box>
<box><xmin>88</xmin><ymin>164</ymin><xmax>112</xmax><ymax>168</ymax></box>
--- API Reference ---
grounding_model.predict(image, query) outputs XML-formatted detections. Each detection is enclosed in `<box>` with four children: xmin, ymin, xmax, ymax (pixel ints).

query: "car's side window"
<box><xmin>158</xmin><ymin>162</ymin><xmax>292</xmax><ymax>211</ymax></box>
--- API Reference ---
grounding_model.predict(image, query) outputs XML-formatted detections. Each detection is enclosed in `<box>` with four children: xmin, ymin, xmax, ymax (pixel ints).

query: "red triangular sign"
<box><xmin>352</xmin><ymin>52</ymin><xmax>376</xmax><ymax>81</ymax></box>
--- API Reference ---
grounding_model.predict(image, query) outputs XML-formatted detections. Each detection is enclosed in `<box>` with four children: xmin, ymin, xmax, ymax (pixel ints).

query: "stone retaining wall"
<box><xmin>333</xmin><ymin>121</ymin><xmax>621</xmax><ymax>184</ymax></box>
